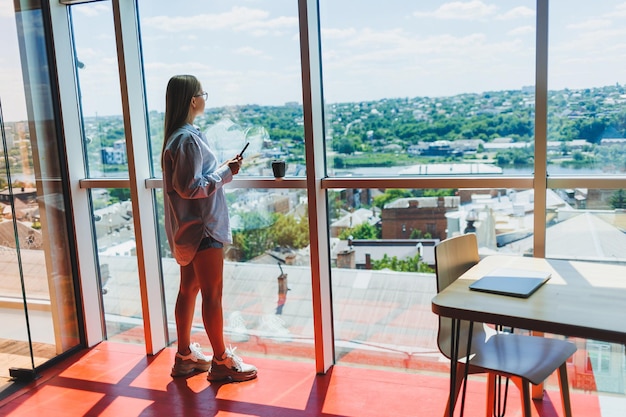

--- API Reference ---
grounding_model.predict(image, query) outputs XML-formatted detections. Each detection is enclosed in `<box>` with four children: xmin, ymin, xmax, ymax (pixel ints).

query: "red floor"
<box><xmin>0</xmin><ymin>342</ymin><xmax>602</xmax><ymax>417</ymax></box>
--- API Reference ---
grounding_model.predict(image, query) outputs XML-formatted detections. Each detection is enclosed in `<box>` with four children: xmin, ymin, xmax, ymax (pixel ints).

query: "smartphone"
<box><xmin>239</xmin><ymin>142</ymin><xmax>250</xmax><ymax>157</ymax></box>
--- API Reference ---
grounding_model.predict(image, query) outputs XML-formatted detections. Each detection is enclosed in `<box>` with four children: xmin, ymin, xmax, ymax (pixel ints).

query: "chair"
<box><xmin>434</xmin><ymin>233</ymin><xmax>576</xmax><ymax>417</ymax></box>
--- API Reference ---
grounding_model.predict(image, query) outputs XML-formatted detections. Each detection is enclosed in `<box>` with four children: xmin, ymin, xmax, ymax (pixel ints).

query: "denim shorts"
<box><xmin>197</xmin><ymin>235</ymin><xmax>224</xmax><ymax>251</ymax></box>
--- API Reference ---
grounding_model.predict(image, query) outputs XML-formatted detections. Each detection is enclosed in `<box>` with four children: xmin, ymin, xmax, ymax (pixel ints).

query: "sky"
<box><xmin>1</xmin><ymin>0</ymin><xmax>626</xmax><ymax>121</ymax></box>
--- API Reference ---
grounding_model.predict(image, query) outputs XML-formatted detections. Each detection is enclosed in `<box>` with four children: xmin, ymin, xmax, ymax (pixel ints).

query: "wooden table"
<box><xmin>431</xmin><ymin>255</ymin><xmax>626</xmax><ymax>416</ymax></box>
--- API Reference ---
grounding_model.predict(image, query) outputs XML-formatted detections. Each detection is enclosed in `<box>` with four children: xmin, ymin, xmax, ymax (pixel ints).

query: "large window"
<box><xmin>155</xmin><ymin>186</ymin><xmax>314</xmax><ymax>359</ymax></box>
<box><xmin>546</xmin><ymin>188</ymin><xmax>626</xmax><ymax>262</ymax></box>
<box><xmin>546</xmin><ymin>1</ymin><xmax>626</xmax><ymax>263</ymax></box>
<box><xmin>70</xmin><ymin>1</ymin><xmax>127</xmax><ymax>178</ymax></box>
<box><xmin>319</xmin><ymin>0</ymin><xmax>536</xmax><ymax>176</ymax></box>
<box><xmin>137</xmin><ymin>0</ymin><xmax>305</xmax><ymax>177</ymax></box>
<box><xmin>90</xmin><ymin>188</ymin><xmax>144</xmax><ymax>343</ymax></box>
<box><xmin>548</xmin><ymin>0</ymin><xmax>626</xmax><ymax>177</ymax></box>
<box><xmin>137</xmin><ymin>0</ymin><xmax>312</xmax><ymax>360</ymax></box>
<box><xmin>0</xmin><ymin>0</ymin><xmax>81</xmax><ymax>381</ymax></box>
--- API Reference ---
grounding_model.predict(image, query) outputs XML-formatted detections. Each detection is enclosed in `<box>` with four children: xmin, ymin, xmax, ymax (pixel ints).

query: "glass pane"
<box><xmin>0</xmin><ymin>0</ymin><xmax>81</xmax><ymax>382</ymax></box>
<box><xmin>70</xmin><ymin>1</ymin><xmax>128</xmax><ymax>178</ymax></box>
<box><xmin>91</xmin><ymin>188</ymin><xmax>144</xmax><ymax>343</ymax></box>
<box><xmin>548</xmin><ymin>1</ymin><xmax>626</xmax><ymax>176</ymax></box>
<box><xmin>320</xmin><ymin>1</ymin><xmax>537</xmax><ymax>177</ymax></box>
<box><xmin>330</xmin><ymin>187</ymin><xmax>535</xmax><ymax>256</ymax></box>
<box><xmin>0</xmin><ymin>0</ymin><xmax>33</xmax><ymax>378</ymax></box>
<box><xmin>547</xmin><ymin>188</ymin><xmax>626</xmax><ymax>262</ymax></box>
<box><xmin>0</xmin><ymin>127</ymin><xmax>35</xmax><ymax>376</ymax></box>
<box><xmin>329</xmin><ymin>186</ymin><xmax>537</xmax><ymax>370</ymax></box>
<box><xmin>155</xmin><ymin>186</ymin><xmax>313</xmax><ymax>362</ymax></box>
<box><xmin>137</xmin><ymin>0</ymin><xmax>304</xmax><ymax>177</ymax></box>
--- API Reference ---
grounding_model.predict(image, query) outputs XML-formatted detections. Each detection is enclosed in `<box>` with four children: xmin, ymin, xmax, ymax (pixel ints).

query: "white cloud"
<box><xmin>143</xmin><ymin>7</ymin><xmax>268</xmax><ymax>32</ymax></box>
<box><xmin>496</xmin><ymin>6</ymin><xmax>534</xmax><ymax>20</ymax></box>
<box><xmin>611</xmin><ymin>2</ymin><xmax>626</xmax><ymax>17</ymax></box>
<box><xmin>245</xmin><ymin>15</ymin><xmax>298</xmax><ymax>32</ymax></box>
<box><xmin>337</xmin><ymin>28</ymin><xmax>409</xmax><ymax>49</ymax></box>
<box><xmin>413</xmin><ymin>0</ymin><xmax>498</xmax><ymax>20</ymax></box>
<box><xmin>567</xmin><ymin>19</ymin><xmax>613</xmax><ymax>30</ymax></box>
<box><xmin>142</xmin><ymin>6</ymin><xmax>296</xmax><ymax>35</ymax></box>
<box><xmin>321</xmin><ymin>27</ymin><xmax>357</xmax><ymax>40</ymax></box>
<box><xmin>323</xmin><ymin>28</ymin><xmax>526</xmax><ymax>70</ymax></box>
<box><xmin>73</xmin><ymin>3</ymin><xmax>110</xmax><ymax>17</ymax></box>
<box><xmin>552</xmin><ymin>26</ymin><xmax>626</xmax><ymax>60</ymax></box>
<box><xmin>507</xmin><ymin>25</ymin><xmax>535</xmax><ymax>37</ymax></box>
<box><xmin>234</xmin><ymin>46</ymin><xmax>265</xmax><ymax>57</ymax></box>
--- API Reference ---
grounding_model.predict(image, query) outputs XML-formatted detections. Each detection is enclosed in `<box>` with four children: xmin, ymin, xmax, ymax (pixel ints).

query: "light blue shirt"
<box><xmin>162</xmin><ymin>124</ymin><xmax>233</xmax><ymax>266</ymax></box>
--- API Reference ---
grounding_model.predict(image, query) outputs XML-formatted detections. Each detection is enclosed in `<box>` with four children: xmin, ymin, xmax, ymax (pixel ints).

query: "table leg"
<box><xmin>448</xmin><ymin>319</ymin><xmax>473</xmax><ymax>417</ymax></box>
<box><xmin>531</xmin><ymin>330</ymin><xmax>545</xmax><ymax>400</ymax></box>
<box><xmin>448</xmin><ymin>319</ymin><xmax>460</xmax><ymax>417</ymax></box>
<box><xmin>459</xmin><ymin>321</ymin><xmax>473</xmax><ymax>417</ymax></box>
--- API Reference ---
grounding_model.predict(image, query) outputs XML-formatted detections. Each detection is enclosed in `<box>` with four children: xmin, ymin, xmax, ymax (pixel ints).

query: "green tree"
<box><xmin>372</xmin><ymin>253</ymin><xmax>433</xmax><ymax>273</ymax></box>
<box><xmin>232</xmin><ymin>211</ymin><xmax>273</xmax><ymax>261</ymax></box>
<box><xmin>609</xmin><ymin>189</ymin><xmax>626</xmax><ymax>209</ymax></box>
<box><xmin>109</xmin><ymin>188</ymin><xmax>131</xmax><ymax>203</ymax></box>
<box><xmin>372</xmin><ymin>189</ymin><xmax>412</xmax><ymax>210</ymax></box>
<box><xmin>573</xmin><ymin>118</ymin><xmax>606</xmax><ymax>144</ymax></box>
<box><xmin>339</xmin><ymin>222</ymin><xmax>380</xmax><ymax>240</ymax></box>
<box><xmin>337</xmin><ymin>138</ymin><xmax>355</xmax><ymax>154</ymax></box>
<box><xmin>269</xmin><ymin>213</ymin><xmax>310</xmax><ymax>249</ymax></box>
<box><xmin>423</xmin><ymin>189</ymin><xmax>455</xmax><ymax>197</ymax></box>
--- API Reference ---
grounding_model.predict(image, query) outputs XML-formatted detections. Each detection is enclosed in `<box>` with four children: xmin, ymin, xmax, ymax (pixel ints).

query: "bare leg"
<box><xmin>175</xmin><ymin>263</ymin><xmax>200</xmax><ymax>355</ymax></box>
<box><xmin>191</xmin><ymin>247</ymin><xmax>226</xmax><ymax>359</ymax></box>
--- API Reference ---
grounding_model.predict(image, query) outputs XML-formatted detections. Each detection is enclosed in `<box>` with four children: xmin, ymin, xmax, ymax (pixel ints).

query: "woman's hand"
<box><xmin>227</xmin><ymin>155</ymin><xmax>243</xmax><ymax>175</ymax></box>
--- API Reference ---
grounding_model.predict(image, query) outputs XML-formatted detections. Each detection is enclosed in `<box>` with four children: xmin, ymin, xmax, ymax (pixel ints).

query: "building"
<box><xmin>332</xmin><ymin>238</ymin><xmax>438</xmax><ymax>269</ymax></box>
<box><xmin>329</xmin><ymin>207</ymin><xmax>380</xmax><ymax>238</ymax></box>
<box><xmin>381</xmin><ymin>196</ymin><xmax>460</xmax><ymax>241</ymax></box>
<box><xmin>100</xmin><ymin>139</ymin><xmax>127</xmax><ymax>165</ymax></box>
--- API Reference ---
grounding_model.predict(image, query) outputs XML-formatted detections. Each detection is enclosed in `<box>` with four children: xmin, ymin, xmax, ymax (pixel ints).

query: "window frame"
<box><xmin>51</xmin><ymin>0</ymin><xmax>626</xmax><ymax>371</ymax></box>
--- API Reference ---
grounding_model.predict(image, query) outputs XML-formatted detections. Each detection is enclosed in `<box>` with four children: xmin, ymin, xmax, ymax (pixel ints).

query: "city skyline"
<box><xmin>1</xmin><ymin>1</ymin><xmax>626</xmax><ymax>122</ymax></box>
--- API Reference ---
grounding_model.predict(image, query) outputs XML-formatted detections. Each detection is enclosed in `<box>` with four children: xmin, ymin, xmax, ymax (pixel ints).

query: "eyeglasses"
<box><xmin>194</xmin><ymin>91</ymin><xmax>208</xmax><ymax>101</ymax></box>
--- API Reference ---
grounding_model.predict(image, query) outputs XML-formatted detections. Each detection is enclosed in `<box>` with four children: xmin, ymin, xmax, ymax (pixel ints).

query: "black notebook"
<box><xmin>469</xmin><ymin>268</ymin><xmax>551</xmax><ymax>298</ymax></box>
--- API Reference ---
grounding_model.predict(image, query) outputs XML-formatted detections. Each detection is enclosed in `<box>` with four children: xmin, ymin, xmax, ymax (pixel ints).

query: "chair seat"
<box><xmin>468</xmin><ymin>333</ymin><xmax>577</xmax><ymax>385</ymax></box>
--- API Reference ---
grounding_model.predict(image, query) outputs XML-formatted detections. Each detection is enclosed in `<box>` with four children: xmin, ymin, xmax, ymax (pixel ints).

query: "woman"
<box><xmin>161</xmin><ymin>74</ymin><xmax>257</xmax><ymax>382</ymax></box>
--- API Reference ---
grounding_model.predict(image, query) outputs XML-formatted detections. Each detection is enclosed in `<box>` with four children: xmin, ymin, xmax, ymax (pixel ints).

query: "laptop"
<box><xmin>469</xmin><ymin>267</ymin><xmax>552</xmax><ymax>298</ymax></box>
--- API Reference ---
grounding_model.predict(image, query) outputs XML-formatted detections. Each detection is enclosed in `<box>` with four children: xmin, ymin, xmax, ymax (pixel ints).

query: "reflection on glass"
<box><xmin>328</xmin><ymin>187</ymin><xmax>537</xmax><ymax>370</ymax></box>
<box><xmin>548</xmin><ymin>1</ymin><xmax>626</xmax><ymax>176</ymax></box>
<box><xmin>71</xmin><ymin>3</ymin><xmax>128</xmax><ymax>178</ymax></box>
<box><xmin>0</xmin><ymin>120</ymin><xmax>39</xmax><ymax>376</ymax></box>
<box><xmin>155</xmin><ymin>186</ymin><xmax>313</xmax><ymax>360</ymax></box>
<box><xmin>319</xmin><ymin>1</ymin><xmax>536</xmax><ymax>176</ymax></box>
<box><xmin>329</xmin><ymin>187</ymin><xmax>534</xmax><ymax>257</ymax></box>
<box><xmin>91</xmin><ymin>188</ymin><xmax>143</xmax><ymax>343</ymax></box>
<box><xmin>137</xmin><ymin>0</ymin><xmax>304</xmax><ymax>177</ymax></box>
<box><xmin>0</xmin><ymin>0</ymin><xmax>80</xmax><ymax>380</ymax></box>
<box><xmin>547</xmin><ymin>188</ymin><xmax>626</xmax><ymax>262</ymax></box>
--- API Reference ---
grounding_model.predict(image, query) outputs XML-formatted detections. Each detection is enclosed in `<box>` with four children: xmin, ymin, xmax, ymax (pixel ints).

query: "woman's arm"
<box><xmin>169</xmin><ymin>138</ymin><xmax>233</xmax><ymax>199</ymax></box>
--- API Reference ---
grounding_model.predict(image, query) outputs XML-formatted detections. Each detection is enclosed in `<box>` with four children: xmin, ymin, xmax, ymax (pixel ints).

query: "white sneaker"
<box><xmin>259</xmin><ymin>314</ymin><xmax>292</xmax><ymax>342</ymax></box>
<box><xmin>171</xmin><ymin>342</ymin><xmax>212</xmax><ymax>377</ymax></box>
<box><xmin>227</xmin><ymin>311</ymin><xmax>250</xmax><ymax>343</ymax></box>
<box><xmin>207</xmin><ymin>346</ymin><xmax>257</xmax><ymax>382</ymax></box>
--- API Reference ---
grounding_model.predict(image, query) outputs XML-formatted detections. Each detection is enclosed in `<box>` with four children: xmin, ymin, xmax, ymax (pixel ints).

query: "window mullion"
<box><xmin>112</xmin><ymin>0</ymin><xmax>167</xmax><ymax>354</ymax></box>
<box><xmin>533</xmin><ymin>0</ymin><xmax>549</xmax><ymax>258</ymax></box>
<box><xmin>299</xmin><ymin>0</ymin><xmax>335</xmax><ymax>373</ymax></box>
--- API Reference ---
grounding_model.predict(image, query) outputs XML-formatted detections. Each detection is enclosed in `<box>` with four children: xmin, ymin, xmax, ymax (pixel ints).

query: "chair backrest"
<box><xmin>434</xmin><ymin>233</ymin><xmax>485</xmax><ymax>359</ymax></box>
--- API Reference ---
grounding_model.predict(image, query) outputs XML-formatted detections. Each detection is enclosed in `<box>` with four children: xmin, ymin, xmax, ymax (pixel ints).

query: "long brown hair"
<box><xmin>161</xmin><ymin>74</ymin><xmax>201</xmax><ymax>164</ymax></box>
